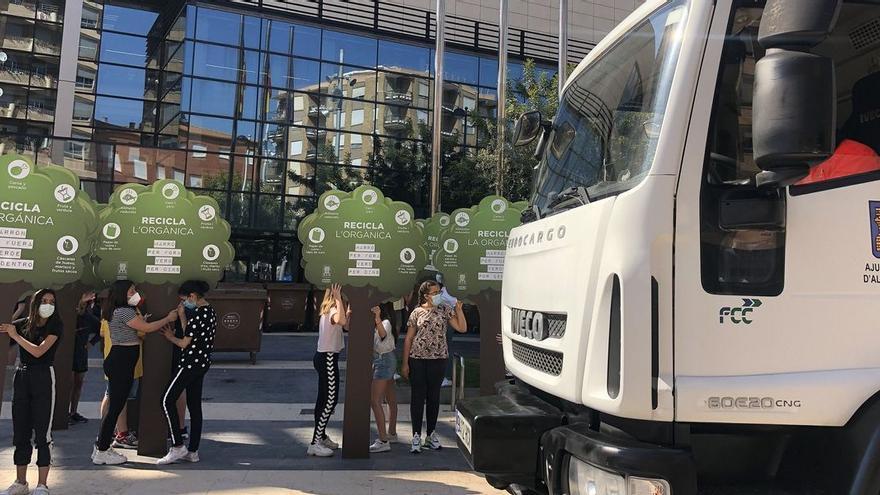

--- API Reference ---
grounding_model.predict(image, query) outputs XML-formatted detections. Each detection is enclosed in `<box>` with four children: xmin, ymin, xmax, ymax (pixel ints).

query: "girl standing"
<box><xmin>70</xmin><ymin>290</ymin><xmax>99</xmax><ymax>425</ymax></box>
<box><xmin>307</xmin><ymin>283</ymin><xmax>349</xmax><ymax>457</ymax></box>
<box><xmin>0</xmin><ymin>289</ymin><xmax>62</xmax><ymax>495</ymax></box>
<box><xmin>92</xmin><ymin>280</ymin><xmax>178</xmax><ymax>465</ymax></box>
<box><xmin>369</xmin><ymin>303</ymin><xmax>398</xmax><ymax>453</ymax></box>
<box><xmin>402</xmin><ymin>280</ymin><xmax>466</xmax><ymax>453</ymax></box>
<box><xmin>158</xmin><ymin>280</ymin><xmax>216</xmax><ymax>465</ymax></box>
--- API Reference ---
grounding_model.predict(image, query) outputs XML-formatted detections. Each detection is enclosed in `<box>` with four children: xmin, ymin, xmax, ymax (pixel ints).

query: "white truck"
<box><xmin>455</xmin><ymin>0</ymin><xmax>880</xmax><ymax>493</ymax></box>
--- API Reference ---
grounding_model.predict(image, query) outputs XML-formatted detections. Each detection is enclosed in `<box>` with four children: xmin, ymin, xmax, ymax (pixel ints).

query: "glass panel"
<box><xmin>444</xmin><ymin>52</ymin><xmax>478</xmax><ymax>85</ymax></box>
<box><xmin>293</xmin><ymin>25</ymin><xmax>321</xmax><ymax>59</ymax></box>
<box><xmin>265</xmin><ymin>54</ymin><xmax>292</xmax><ymax>89</ymax></box>
<box><xmin>291</xmin><ymin>58</ymin><xmax>320</xmax><ymax>91</ymax></box>
<box><xmin>286</xmin><ymin>161</ymin><xmax>315</xmax><ymax>195</ymax></box>
<box><xmin>33</xmin><ymin>22</ymin><xmax>62</xmax><ymax>55</ymax></box>
<box><xmin>2</xmin><ymin>1</ymin><xmax>38</xmax><ymax>19</ymax></box>
<box><xmin>29</xmin><ymin>55</ymin><xmax>59</xmax><ymax>89</ymax></box>
<box><xmin>2</xmin><ymin>17</ymin><xmax>33</xmax><ymax>53</ymax></box>
<box><xmin>99</xmin><ymin>32</ymin><xmax>148</xmax><ymax>67</ymax></box>
<box><xmin>233</xmin><ymin>120</ymin><xmax>262</xmax><ymax>155</ymax></box>
<box><xmin>320</xmin><ymin>63</ymin><xmax>374</xmax><ymax>95</ymax></box>
<box><xmin>187</xmin><ymin>152</ymin><xmax>232</xmax><ymax>190</ymax></box>
<box><xmin>243</xmin><ymin>15</ymin><xmax>262</xmax><ymax>50</ymax></box>
<box><xmin>96</xmin><ymin>64</ymin><xmax>146</xmax><ymax>99</ymax></box>
<box><xmin>190</xmin><ymin>78</ymin><xmax>236</xmax><ymax>117</ymax></box>
<box><xmin>236</xmin><ymin>84</ymin><xmax>260</xmax><ymax>121</ymax></box>
<box><xmin>184</xmin><ymin>114</ymin><xmax>235</xmax><ymax>152</ymax></box>
<box><xmin>72</xmin><ymin>97</ymin><xmax>94</xmax><ymax>124</ymax></box>
<box><xmin>322</xmin><ymin>30</ymin><xmax>377</xmax><ymax>67</ymax></box>
<box><xmin>257</xmin><ymin>157</ymin><xmax>286</xmax><ymax>193</ymax></box>
<box><xmin>284</xmin><ymin>196</ymin><xmax>313</xmax><ymax>231</ymax></box>
<box><xmin>94</xmin><ymin>95</ymin><xmax>145</xmax><ymax>129</ymax></box>
<box><xmin>479</xmin><ymin>57</ymin><xmax>498</xmax><ymax>88</ymax></box>
<box><xmin>260</xmin><ymin>122</ymin><xmax>285</xmax><ymax>158</ymax></box>
<box><xmin>192</xmin><ymin>42</ymin><xmax>240</xmax><ymax>81</ymax></box>
<box><xmin>78</xmin><ymin>34</ymin><xmax>98</xmax><ymax>60</ymax></box>
<box><xmin>102</xmin><ymin>4</ymin><xmax>157</xmax><ymax>35</ymax></box>
<box><xmin>268</xmin><ymin>19</ymin><xmax>292</xmax><ymax>54</ymax></box>
<box><xmin>378</xmin><ymin>40</ymin><xmax>431</xmax><ymax>74</ymax></box>
<box><xmin>242</xmin><ymin>50</ymin><xmax>261</xmax><ymax>85</ymax></box>
<box><xmin>195</xmin><ymin>8</ymin><xmax>241</xmax><ymax>46</ymax></box>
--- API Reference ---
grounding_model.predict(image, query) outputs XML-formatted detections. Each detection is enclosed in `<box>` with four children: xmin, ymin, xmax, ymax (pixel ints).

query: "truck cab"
<box><xmin>456</xmin><ymin>0</ymin><xmax>880</xmax><ymax>493</ymax></box>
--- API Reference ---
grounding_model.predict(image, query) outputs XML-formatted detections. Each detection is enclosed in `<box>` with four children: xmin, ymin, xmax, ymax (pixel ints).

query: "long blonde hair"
<box><xmin>319</xmin><ymin>288</ymin><xmax>349</xmax><ymax>315</ymax></box>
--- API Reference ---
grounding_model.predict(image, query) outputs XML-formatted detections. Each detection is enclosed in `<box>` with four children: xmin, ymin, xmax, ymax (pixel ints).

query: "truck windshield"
<box><xmin>531</xmin><ymin>1</ymin><xmax>688</xmax><ymax>215</ymax></box>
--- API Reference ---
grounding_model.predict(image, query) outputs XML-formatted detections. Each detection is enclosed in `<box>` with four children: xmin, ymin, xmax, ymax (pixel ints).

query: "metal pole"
<box><xmin>558</xmin><ymin>0</ymin><xmax>568</xmax><ymax>98</ymax></box>
<box><xmin>430</xmin><ymin>0</ymin><xmax>445</xmax><ymax>215</ymax></box>
<box><xmin>335</xmin><ymin>49</ymin><xmax>344</xmax><ymax>163</ymax></box>
<box><xmin>496</xmin><ymin>0</ymin><xmax>508</xmax><ymax>197</ymax></box>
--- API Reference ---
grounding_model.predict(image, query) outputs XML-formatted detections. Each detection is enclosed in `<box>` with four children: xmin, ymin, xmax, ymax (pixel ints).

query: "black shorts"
<box><xmin>72</xmin><ymin>332</ymin><xmax>90</xmax><ymax>373</ymax></box>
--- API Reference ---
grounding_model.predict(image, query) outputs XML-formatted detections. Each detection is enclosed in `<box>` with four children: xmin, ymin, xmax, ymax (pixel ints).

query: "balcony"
<box><xmin>305</xmin><ymin>150</ymin><xmax>318</xmax><ymax>160</ymax></box>
<box><xmin>3</xmin><ymin>36</ymin><xmax>35</xmax><ymax>52</ymax></box>
<box><xmin>36</xmin><ymin>6</ymin><xmax>60</xmax><ymax>22</ymax></box>
<box><xmin>384</xmin><ymin>91</ymin><xmax>412</xmax><ymax>103</ymax></box>
<box><xmin>0</xmin><ymin>104</ymin><xmax>27</xmax><ymax>120</ymax></box>
<box><xmin>383</xmin><ymin>117</ymin><xmax>409</xmax><ymax>131</ymax></box>
<box><xmin>305</xmin><ymin>128</ymin><xmax>327</xmax><ymax>139</ymax></box>
<box><xmin>0</xmin><ymin>67</ymin><xmax>31</xmax><ymax>86</ymax></box>
<box><xmin>307</xmin><ymin>105</ymin><xmax>328</xmax><ymax>117</ymax></box>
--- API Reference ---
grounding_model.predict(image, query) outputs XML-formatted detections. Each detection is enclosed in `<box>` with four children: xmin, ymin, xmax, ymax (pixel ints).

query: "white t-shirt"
<box><xmin>317</xmin><ymin>308</ymin><xmax>344</xmax><ymax>353</ymax></box>
<box><xmin>373</xmin><ymin>320</ymin><xmax>395</xmax><ymax>354</ymax></box>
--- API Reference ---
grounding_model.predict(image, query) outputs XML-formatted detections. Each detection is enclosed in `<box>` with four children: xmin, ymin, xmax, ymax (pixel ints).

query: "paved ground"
<box><xmin>0</xmin><ymin>334</ymin><xmax>503</xmax><ymax>494</ymax></box>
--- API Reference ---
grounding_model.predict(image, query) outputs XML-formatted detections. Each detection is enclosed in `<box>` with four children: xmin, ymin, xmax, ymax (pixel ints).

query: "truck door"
<box><xmin>675</xmin><ymin>0</ymin><xmax>880</xmax><ymax>427</ymax></box>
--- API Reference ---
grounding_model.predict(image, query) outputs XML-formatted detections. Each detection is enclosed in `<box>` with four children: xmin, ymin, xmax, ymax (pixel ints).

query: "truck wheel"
<box><xmin>485</xmin><ymin>476</ymin><xmax>509</xmax><ymax>490</ymax></box>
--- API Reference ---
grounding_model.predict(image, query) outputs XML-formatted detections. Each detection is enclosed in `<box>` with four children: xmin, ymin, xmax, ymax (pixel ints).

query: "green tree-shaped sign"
<box><xmin>93</xmin><ymin>180</ymin><xmax>234</xmax><ymax>285</ymax></box>
<box><xmin>0</xmin><ymin>154</ymin><xmax>98</xmax><ymax>288</ymax></box>
<box><xmin>421</xmin><ymin>212</ymin><xmax>451</xmax><ymax>270</ymax></box>
<box><xmin>297</xmin><ymin>185</ymin><xmax>426</xmax><ymax>296</ymax></box>
<box><xmin>434</xmin><ymin>196</ymin><xmax>526</xmax><ymax>300</ymax></box>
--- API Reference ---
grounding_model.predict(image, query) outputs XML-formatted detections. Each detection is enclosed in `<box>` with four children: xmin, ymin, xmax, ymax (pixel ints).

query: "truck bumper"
<box><xmin>541</xmin><ymin>423</ymin><xmax>698</xmax><ymax>495</ymax></box>
<box><xmin>455</xmin><ymin>383</ymin><xmax>565</xmax><ymax>488</ymax></box>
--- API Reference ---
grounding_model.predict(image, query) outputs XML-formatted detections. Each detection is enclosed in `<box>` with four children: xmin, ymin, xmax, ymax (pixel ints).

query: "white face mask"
<box><xmin>128</xmin><ymin>292</ymin><xmax>141</xmax><ymax>307</ymax></box>
<box><xmin>38</xmin><ymin>304</ymin><xmax>55</xmax><ymax>318</ymax></box>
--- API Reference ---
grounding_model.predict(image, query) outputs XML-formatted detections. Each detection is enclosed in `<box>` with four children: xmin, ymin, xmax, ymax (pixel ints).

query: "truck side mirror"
<box><xmin>512</xmin><ymin>111</ymin><xmax>543</xmax><ymax>147</ymax></box>
<box><xmin>752</xmin><ymin>0</ymin><xmax>841</xmax><ymax>188</ymax></box>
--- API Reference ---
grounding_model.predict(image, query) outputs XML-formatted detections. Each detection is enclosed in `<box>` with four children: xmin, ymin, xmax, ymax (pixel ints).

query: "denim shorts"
<box><xmin>373</xmin><ymin>351</ymin><xmax>396</xmax><ymax>380</ymax></box>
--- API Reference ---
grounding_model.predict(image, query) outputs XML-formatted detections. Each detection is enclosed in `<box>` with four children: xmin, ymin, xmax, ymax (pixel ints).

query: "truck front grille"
<box><xmin>511</xmin><ymin>340</ymin><xmax>563</xmax><ymax>376</ymax></box>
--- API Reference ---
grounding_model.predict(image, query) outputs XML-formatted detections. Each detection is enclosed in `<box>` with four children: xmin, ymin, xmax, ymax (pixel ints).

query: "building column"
<box><xmin>52</xmin><ymin>0</ymin><xmax>84</xmax><ymax>139</ymax></box>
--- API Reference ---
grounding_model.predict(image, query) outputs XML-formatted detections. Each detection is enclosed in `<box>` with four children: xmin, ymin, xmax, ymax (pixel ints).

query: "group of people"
<box><xmin>307</xmin><ymin>278</ymin><xmax>467</xmax><ymax>457</ymax></box>
<box><xmin>0</xmin><ymin>279</ymin><xmax>218</xmax><ymax>495</ymax></box>
<box><xmin>0</xmin><ymin>275</ymin><xmax>468</xmax><ymax>492</ymax></box>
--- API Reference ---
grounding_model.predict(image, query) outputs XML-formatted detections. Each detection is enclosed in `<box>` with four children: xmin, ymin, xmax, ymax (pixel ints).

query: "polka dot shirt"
<box><xmin>181</xmin><ymin>305</ymin><xmax>217</xmax><ymax>370</ymax></box>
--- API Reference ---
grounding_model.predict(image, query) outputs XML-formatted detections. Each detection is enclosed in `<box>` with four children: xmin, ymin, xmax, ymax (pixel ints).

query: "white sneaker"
<box><xmin>33</xmin><ymin>485</ymin><xmax>50</xmax><ymax>495</ymax></box>
<box><xmin>0</xmin><ymin>480</ymin><xmax>29</xmax><ymax>495</ymax></box>
<box><xmin>91</xmin><ymin>446</ymin><xmax>127</xmax><ymax>465</ymax></box>
<box><xmin>369</xmin><ymin>439</ymin><xmax>391</xmax><ymax>453</ymax></box>
<box><xmin>307</xmin><ymin>442</ymin><xmax>334</xmax><ymax>457</ymax></box>
<box><xmin>441</xmin><ymin>378</ymin><xmax>453</xmax><ymax>388</ymax></box>
<box><xmin>410</xmin><ymin>434</ymin><xmax>422</xmax><ymax>454</ymax></box>
<box><xmin>156</xmin><ymin>445</ymin><xmax>189</xmax><ymax>465</ymax></box>
<box><xmin>393</xmin><ymin>373</ymin><xmax>401</xmax><ymax>380</ymax></box>
<box><xmin>319</xmin><ymin>436</ymin><xmax>339</xmax><ymax>450</ymax></box>
<box><xmin>424</xmin><ymin>431</ymin><xmax>442</xmax><ymax>450</ymax></box>
<box><xmin>182</xmin><ymin>451</ymin><xmax>200</xmax><ymax>463</ymax></box>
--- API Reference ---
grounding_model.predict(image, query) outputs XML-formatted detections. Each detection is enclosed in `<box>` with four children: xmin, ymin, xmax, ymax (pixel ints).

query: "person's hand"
<box><xmin>1</xmin><ymin>323</ymin><xmax>18</xmax><ymax>339</ymax></box>
<box><xmin>330</xmin><ymin>283</ymin><xmax>341</xmax><ymax>299</ymax></box>
<box><xmin>161</xmin><ymin>327</ymin><xmax>175</xmax><ymax>341</ymax></box>
<box><xmin>455</xmin><ymin>300</ymin><xmax>464</xmax><ymax>311</ymax></box>
<box><xmin>402</xmin><ymin>362</ymin><xmax>410</xmax><ymax>380</ymax></box>
<box><xmin>80</xmin><ymin>291</ymin><xmax>96</xmax><ymax>304</ymax></box>
<box><xmin>371</xmin><ymin>306</ymin><xmax>381</xmax><ymax>318</ymax></box>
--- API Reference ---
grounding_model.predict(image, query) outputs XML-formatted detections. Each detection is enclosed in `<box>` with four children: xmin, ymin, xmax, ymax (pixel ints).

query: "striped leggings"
<box><xmin>312</xmin><ymin>351</ymin><xmax>339</xmax><ymax>444</ymax></box>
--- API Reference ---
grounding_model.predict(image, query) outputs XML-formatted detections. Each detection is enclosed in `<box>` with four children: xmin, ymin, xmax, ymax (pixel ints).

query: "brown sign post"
<box><xmin>475</xmin><ymin>291</ymin><xmax>506</xmax><ymax>395</ymax></box>
<box><xmin>136</xmin><ymin>283</ymin><xmax>177</xmax><ymax>457</ymax></box>
<box><xmin>341</xmin><ymin>286</ymin><xmax>390</xmax><ymax>459</ymax></box>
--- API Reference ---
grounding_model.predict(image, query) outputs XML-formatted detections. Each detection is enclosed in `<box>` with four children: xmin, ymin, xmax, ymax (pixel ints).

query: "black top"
<box><xmin>179</xmin><ymin>305</ymin><xmax>217</xmax><ymax>370</ymax></box>
<box><xmin>171</xmin><ymin>306</ymin><xmax>197</xmax><ymax>368</ymax></box>
<box><xmin>14</xmin><ymin>317</ymin><xmax>62</xmax><ymax>366</ymax></box>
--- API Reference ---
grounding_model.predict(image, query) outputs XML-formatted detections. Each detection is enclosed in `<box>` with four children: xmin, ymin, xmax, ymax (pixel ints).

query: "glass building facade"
<box><xmin>0</xmin><ymin>0</ymin><xmax>622</xmax><ymax>283</ymax></box>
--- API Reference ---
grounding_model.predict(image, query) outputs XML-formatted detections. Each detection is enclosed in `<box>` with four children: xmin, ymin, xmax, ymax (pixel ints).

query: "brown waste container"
<box><xmin>210</xmin><ymin>288</ymin><xmax>268</xmax><ymax>364</ymax></box>
<box><xmin>265</xmin><ymin>283</ymin><xmax>312</xmax><ymax>331</ymax></box>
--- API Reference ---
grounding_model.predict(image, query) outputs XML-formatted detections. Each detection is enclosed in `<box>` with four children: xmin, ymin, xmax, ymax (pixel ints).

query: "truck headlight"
<box><xmin>567</xmin><ymin>457</ymin><xmax>671</xmax><ymax>495</ymax></box>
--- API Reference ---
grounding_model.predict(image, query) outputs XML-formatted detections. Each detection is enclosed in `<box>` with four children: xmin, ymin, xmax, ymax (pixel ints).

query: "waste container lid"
<box><xmin>210</xmin><ymin>289</ymin><xmax>268</xmax><ymax>301</ymax></box>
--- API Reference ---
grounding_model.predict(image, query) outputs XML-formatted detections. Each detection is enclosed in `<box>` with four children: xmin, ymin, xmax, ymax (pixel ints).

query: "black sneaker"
<box><xmin>69</xmin><ymin>412</ymin><xmax>88</xmax><ymax>424</ymax></box>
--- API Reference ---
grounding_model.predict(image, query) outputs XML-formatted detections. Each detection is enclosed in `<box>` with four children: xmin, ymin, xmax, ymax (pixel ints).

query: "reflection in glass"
<box><xmin>96</xmin><ymin>64</ymin><xmax>146</xmax><ymax>99</ymax></box>
<box><xmin>192</xmin><ymin>43</ymin><xmax>240</xmax><ymax>81</ymax></box>
<box><xmin>444</xmin><ymin>52</ymin><xmax>478</xmax><ymax>85</ymax></box>
<box><xmin>184</xmin><ymin>114</ymin><xmax>235</xmax><ymax>152</ymax></box>
<box><xmin>293</xmin><ymin>25</ymin><xmax>321</xmax><ymax>59</ymax></box>
<box><xmin>99</xmin><ymin>32</ymin><xmax>148</xmax><ymax>67</ymax></box>
<box><xmin>322</xmin><ymin>30</ymin><xmax>377</xmax><ymax>67</ymax></box>
<box><xmin>379</xmin><ymin>40</ymin><xmax>430</xmax><ymax>74</ymax></box>
<box><xmin>268</xmin><ymin>19</ymin><xmax>292</xmax><ymax>54</ymax></box>
<box><xmin>102</xmin><ymin>4</ymin><xmax>157</xmax><ymax>35</ymax></box>
<box><xmin>195</xmin><ymin>8</ymin><xmax>241</xmax><ymax>46</ymax></box>
<box><xmin>94</xmin><ymin>95</ymin><xmax>144</xmax><ymax>129</ymax></box>
<box><xmin>190</xmin><ymin>78</ymin><xmax>236</xmax><ymax>117</ymax></box>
